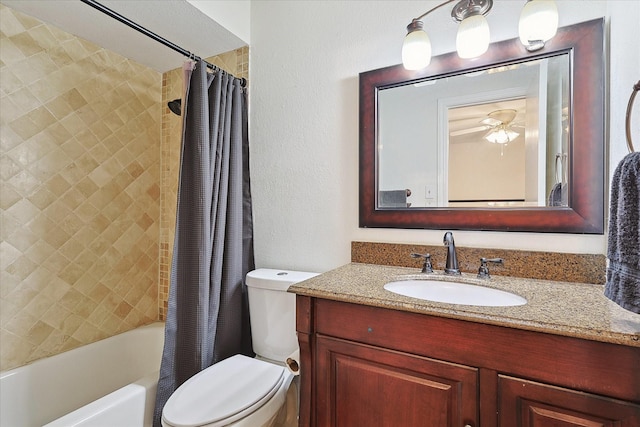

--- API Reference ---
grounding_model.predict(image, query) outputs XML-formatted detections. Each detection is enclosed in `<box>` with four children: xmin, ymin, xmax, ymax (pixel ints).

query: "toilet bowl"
<box><xmin>161</xmin><ymin>269</ymin><xmax>317</xmax><ymax>427</ymax></box>
<box><xmin>161</xmin><ymin>355</ymin><xmax>294</xmax><ymax>427</ymax></box>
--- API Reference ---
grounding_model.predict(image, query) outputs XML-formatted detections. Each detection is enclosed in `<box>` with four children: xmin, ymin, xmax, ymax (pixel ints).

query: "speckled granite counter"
<box><xmin>351</xmin><ymin>241</ymin><xmax>607</xmax><ymax>284</ymax></box>
<box><xmin>289</xmin><ymin>263</ymin><xmax>640</xmax><ymax>347</ymax></box>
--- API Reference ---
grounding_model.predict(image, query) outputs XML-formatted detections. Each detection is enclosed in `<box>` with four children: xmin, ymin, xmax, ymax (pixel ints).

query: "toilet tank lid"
<box><xmin>246</xmin><ymin>269</ymin><xmax>319</xmax><ymax>291</ymax></box>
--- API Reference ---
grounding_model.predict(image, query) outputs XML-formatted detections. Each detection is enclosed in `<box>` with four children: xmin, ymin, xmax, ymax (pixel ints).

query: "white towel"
<box><xmin>604</xmin><ymin>152</ymin><xmax>640</xmax><ymax>314</ymax></box>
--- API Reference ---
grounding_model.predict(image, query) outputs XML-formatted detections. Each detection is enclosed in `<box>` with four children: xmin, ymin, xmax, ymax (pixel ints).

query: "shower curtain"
<box><xmin>153</xmin><ymin>59</ymin><xmax>254</xmax><ymax>426</ymax></box>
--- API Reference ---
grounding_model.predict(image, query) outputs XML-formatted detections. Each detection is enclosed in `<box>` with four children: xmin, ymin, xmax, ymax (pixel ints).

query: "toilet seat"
<box><xmin>162</xmin><ymin>355</ymin><xmax>286</xmax><ymax>427</ymax></box>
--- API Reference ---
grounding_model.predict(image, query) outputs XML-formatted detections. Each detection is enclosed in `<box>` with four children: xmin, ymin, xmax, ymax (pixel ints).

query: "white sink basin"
<box><xmin>384</xmin><ymin>279</ymin><xmax>527</xmax><ymax>307</ymax></box>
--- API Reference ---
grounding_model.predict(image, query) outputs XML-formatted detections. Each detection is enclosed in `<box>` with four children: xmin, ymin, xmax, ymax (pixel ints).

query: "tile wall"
<box><xmin>0</xmin><ymin>3</ymin><xmax>249</xmax><ymax>371</ymax></box>
<box><xmin>0</xmin><ymin>5</ymin><xmax>161</xmax><ymax>371</ymax></box>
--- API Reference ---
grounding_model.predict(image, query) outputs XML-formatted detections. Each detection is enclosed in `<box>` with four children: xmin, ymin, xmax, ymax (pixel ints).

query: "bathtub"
<box><xmin>0</xmin><ymin>322</ymin><xmax>164</xmax><ymax>427</ymax></box>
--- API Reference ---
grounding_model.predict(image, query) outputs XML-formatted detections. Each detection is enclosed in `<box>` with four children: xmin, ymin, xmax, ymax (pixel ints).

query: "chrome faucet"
<box><xmin>443</xmin><ymin>232</ymin><xmax>461</xmax><ymax>275</ymax></box>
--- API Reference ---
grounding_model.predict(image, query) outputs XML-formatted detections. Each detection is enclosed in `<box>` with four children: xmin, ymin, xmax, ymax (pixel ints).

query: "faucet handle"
<box><xmin>477</xmin><ymin>257</ymin><xmax>504</xmax><ymax>279</ymax></box>
<box><xmin>411</xmin><ymin>252</ymin><xmax>433</xmax><ymax>273</ymax></box>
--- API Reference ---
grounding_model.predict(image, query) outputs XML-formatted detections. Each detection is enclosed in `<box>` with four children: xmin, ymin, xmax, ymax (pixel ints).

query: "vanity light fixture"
<box><xmin>453</xmin><ymin>0</ymin><xmax>492</xmax><ymax>59</ymax></box>
<box><xmin>402</xmin><ymin>0</ymin><xmax>559</xmax><ymax>70</ymax></box>
<box><xmin>519</xmin><ymin>0</ymin><xmax>559</xmax><ymax>51</ymax></box>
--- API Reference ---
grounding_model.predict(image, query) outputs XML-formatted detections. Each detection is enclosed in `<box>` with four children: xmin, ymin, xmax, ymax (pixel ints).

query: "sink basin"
<box><xmin>384</xmin><ymin>279</ymin><xmax>527</xmax><ymax>307</ymax></box>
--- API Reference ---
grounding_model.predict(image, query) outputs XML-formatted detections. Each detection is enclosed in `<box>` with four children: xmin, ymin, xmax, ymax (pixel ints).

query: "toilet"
<box><xmin>161</xmin><ymin>268</ymin><xmax>318</xmax><ymax>427</ymax></box>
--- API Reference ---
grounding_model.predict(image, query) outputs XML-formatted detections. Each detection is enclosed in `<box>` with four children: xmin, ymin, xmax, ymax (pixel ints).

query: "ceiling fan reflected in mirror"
<box><xmin>450</xmin><ymin>108</ymin><xmax>524</xmax><ymax>144</ymax></box>
<box><xmin>482</xmin><ymin>109</ymin><xmax>522</xmax><ymax>144</ymax></box>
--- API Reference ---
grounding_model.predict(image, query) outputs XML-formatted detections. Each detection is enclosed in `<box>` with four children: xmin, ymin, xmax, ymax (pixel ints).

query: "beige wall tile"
<box><xmin>1</xmin><ymin>3</ymin><xmax>249</xmax><ymax>371</ymax></box>
<box><xmin>0</xmin><ymin>5</ymin><xmax>160</xmax><ymax>371</ymax></box>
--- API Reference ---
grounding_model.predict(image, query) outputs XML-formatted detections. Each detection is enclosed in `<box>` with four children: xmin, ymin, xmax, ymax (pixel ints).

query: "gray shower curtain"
<box><xmin>153</xmin><ymin>59</ymin><xmax>254</xmax><ymax>426</ymax></box>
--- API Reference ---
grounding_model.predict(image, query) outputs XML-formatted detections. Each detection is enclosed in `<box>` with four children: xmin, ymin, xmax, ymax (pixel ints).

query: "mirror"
<box><xmin>359</xmin><ymin>18</ymin><xmax>604</xmax><ymax>233</ymax></box>
<box><xmin>378</xmin><ymin>54</ymin><xmax>570</xmax><ymax>208</ymax></box>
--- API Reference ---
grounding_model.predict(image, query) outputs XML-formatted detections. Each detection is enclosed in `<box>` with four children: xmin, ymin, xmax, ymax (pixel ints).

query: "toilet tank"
<box><xmin>246</xmin><ymin>269</ymin><xmax>318</xmax><ymax>363</ymax></box>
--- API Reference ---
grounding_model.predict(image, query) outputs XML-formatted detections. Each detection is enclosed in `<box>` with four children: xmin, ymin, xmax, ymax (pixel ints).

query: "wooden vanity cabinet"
<box><xmin>296</xmin><ymin>296</ymin><xmax>640</xmax><ymax>427</ymax></box>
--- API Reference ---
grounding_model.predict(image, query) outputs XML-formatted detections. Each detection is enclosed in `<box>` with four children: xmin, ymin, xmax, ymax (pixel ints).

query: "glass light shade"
<box><xmin>456</xmin><ymin>14</ymin><xmax>490</xmax><ymax>59</ymax></box>
<box><xmin>484</xmin><ymin>127</ymin><xmax>519</xmax><ymax>144</ymax></box>
<box><xmin>519</xmin><ymin>0</ymin><xmax>558</xmax><ymax>47</ymax></box>
<box><xmin>402</xmin><ymin>27</ymin><xmax>431</xmax><ymax>70</ymax></box>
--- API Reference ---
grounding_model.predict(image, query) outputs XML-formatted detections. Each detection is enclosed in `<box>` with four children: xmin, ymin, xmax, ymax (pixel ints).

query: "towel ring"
<box><xmin>554</xmin><ymin>153</ymin><xmax>567</xmax><ymax>185</ymax></box>
<box><xmin>626</xmin><ymin>80</ymin><xmax>639</xmax><ymax>153</ymax></box>
<box><xmin>554</xmin><ymin>154</ymin><xmax>561</xmax><ymax>184</ymax></box>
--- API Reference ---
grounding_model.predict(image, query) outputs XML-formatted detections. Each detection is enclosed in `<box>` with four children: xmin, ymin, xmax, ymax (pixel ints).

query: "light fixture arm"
<box><xmin>412</xmin><ymin>0</ymin><xmax>457</xmax><ymax>23</ymax></box>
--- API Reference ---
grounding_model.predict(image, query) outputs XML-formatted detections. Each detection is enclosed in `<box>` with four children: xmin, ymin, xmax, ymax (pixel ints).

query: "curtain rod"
<box><xmin>79</xmin><ymin>0</ymin><xmax>246</xmax><ymax>87</ymax></box>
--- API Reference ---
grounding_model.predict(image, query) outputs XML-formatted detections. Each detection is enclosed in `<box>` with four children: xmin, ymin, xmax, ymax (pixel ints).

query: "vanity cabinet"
<box><xmin>296</xmin><ymin>296</ymin><xmax>640</xmax><ymax>427</ymax></box>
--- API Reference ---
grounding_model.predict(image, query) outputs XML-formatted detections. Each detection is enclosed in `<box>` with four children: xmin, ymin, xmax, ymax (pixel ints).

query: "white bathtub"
<box><xmin>0</xmin><ymin>322</ymin><xmax>164</xmax><ymax>427</ymax></box>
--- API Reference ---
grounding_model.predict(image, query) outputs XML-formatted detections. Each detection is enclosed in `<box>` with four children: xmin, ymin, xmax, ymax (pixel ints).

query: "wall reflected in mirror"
<box><xmin>377</xmin><ymin>53</ymin><xmax>569</xmax><ymax>209</ymax></box>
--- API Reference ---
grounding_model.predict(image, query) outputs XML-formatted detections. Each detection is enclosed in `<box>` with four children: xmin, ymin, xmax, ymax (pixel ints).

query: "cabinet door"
<box><xmin>499</xmin><ymin>375</ymin><xmax>640</xmax><ymax>427</ymax></box>
<box><xmin>316</xmin><ymin>335</ymin><xmax>478</xmax><ymax>427</ymax></box>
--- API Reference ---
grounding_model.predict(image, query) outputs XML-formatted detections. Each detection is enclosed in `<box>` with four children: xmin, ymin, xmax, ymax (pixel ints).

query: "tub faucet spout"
<box><xmin>443</xmin><ymin>231</ymin><xmax>461</xmax><ymax>275</ymax></box>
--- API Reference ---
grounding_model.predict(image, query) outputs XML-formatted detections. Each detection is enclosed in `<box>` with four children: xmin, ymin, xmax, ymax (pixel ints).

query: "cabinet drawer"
<box><xmin>310</xmin><ymin>298</ymin><xmax>640</xmax><ymax>402</ymax></box>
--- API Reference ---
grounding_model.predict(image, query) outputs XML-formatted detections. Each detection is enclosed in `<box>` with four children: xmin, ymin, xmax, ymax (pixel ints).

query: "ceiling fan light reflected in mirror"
<box><xmin>484</xmin><ymin>126</ymin><xmax>519</xmax><ymax>144</ymax></box>
<box><xmin>449</xmin><ymin>107</ymin><xmax>522</xmax><ymax>141</ymax></box>
<box><xmin>484</xmin><ymin>108</ymin><xmax>517</xmax><ymax>124</ymax></box>
<box><xmin>482</xmin><ymin>109</ymin><xmax>520</xmax><ymax>144</ymax></box>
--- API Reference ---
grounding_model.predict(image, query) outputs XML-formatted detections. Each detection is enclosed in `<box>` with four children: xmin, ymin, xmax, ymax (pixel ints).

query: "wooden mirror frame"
<box><xmin>359</xmin><ymin>18</ymin><xmax>604</xmax><ymax>233</ymax></box>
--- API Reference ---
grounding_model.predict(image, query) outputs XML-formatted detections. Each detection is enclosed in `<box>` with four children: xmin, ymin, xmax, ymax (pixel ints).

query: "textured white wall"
<box><xmin>187</xmin><ymin>0</ymin><xmax>251</xmax><ymax>45</ymax></box>
<box><xmin>248</xmin><ymin>1</ymin><xmax>639</xmax><ymax>273</ymax></box>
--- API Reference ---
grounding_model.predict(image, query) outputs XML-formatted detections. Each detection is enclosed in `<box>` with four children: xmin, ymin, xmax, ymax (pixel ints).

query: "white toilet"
<box><xmin>161</xmin><ymin>268</ymin><xmax>318</xmax><ymax>427</ymax></box>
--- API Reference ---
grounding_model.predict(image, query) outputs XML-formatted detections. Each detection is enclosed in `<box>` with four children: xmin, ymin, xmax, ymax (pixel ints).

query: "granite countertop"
<box><xmin>288</xmin><ymin>263</ymin><xmax>640</xmax><ymax>347</ymax></box>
